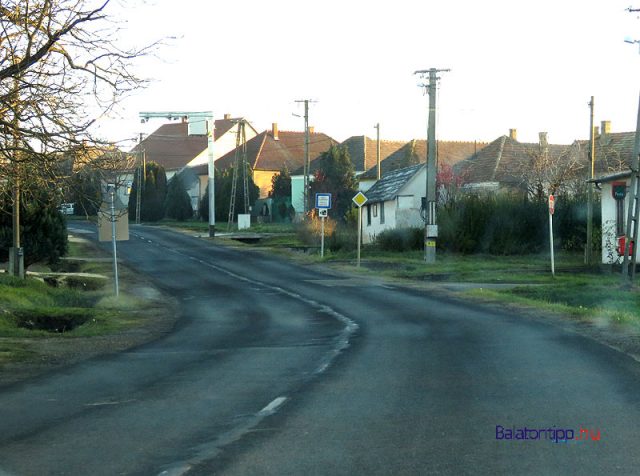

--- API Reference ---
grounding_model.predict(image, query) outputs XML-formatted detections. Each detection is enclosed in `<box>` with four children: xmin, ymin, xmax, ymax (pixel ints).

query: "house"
<box><xmin>290</xmin><ymin>135</ymin><xmax>406</xmax><ymax>214</ymax></box>
<box><xmin>455</xmin><ymin>129</ymin><xmax>572</xmax><ymax>195</ymax></box>
<box><xmin>361</xmin><ymin>163</ymin><xmax>426</xmax><ymax>244</ymax></box>
<box><xmin>358</xmin><ymin>139</ymin><xmax>485</xmax><ymax>192</ymax></box>
<box><xmin>131</xmin><ymin>114</ymin><xmax>257</xmax><ymax>212</ymax></box>
<box><xmin>582</xmin><ymin>122</ymin><xmax>639</xmax><ymax>265</ymax></box>
<box><xmin>212</xmin><ymin>123</ymin><xmax>337</xmax><ymax>200</ymax></box>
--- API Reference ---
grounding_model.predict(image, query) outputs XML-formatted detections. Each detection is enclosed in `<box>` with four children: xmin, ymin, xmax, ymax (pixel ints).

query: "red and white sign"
<box><xmin>548</xmin><ymin>195</ymin><xmax>555</xmax><ymax>215</ymax></box>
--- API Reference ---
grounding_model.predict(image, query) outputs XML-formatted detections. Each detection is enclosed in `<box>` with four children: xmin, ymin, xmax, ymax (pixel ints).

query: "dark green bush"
<box><xmin>375</xmin><ymin>228</ymin><xmax>423</xmax><ymax>252</ymax></box>
<box><xmin>437</xmin><ymin>194</ymin><xmax>600</xmax><ymax>255</ymax></box>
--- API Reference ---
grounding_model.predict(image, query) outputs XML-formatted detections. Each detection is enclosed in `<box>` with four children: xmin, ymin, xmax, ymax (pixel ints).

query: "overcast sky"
<box><xmin>94</xmin><ymin>0</ymin><xmax>640</xmax><ymax>149</ymax></box>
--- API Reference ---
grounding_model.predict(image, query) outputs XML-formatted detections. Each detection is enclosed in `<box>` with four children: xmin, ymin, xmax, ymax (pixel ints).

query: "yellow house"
<box><xmin>215</xmin><ymin>123</ymin><xmax>337</xmax><ymax>199</ymax></box>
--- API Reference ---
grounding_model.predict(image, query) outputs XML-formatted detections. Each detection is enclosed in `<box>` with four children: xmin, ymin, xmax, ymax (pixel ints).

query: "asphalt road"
<box><xmin>1</xmin><ymin>224</ymin><xmax>640</xmax><ymax>475</ymax></box>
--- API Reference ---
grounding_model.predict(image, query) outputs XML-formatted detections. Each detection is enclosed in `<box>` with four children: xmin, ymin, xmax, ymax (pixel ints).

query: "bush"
<box><xmin>437</xmin><ymin>193</ymin><xmax>599</xmax><ymax>255</ymax></box>
<box><xmin>375</xmin><ymin>228</ymin><xmax>423</xmax><ymax>252</ymax></box>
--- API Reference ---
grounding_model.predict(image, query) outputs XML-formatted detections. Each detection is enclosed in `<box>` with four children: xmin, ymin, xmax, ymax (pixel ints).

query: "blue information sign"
<box><xmin>315</xmin><ymin>193</ymin><xmax>332</xmax><ymax>209</ymax></box>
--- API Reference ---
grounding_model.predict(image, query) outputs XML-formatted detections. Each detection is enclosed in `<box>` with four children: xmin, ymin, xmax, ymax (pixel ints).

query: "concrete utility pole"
<box><xmin>586</xmin><ymin>97</ymin><xmax>595</xmax><ymax>265</ymax></box>
<box><xmin>415</xmin><ymin>68</ymin><xmax>450</xmax><ymax>263</ymax></box>
<box><xmin>135</xmin><ymin>133</ymin><xmax>144</xmax><ymax>225</ymax></box>
<box><xmin>375</xmin><ymin>123</ymin><xmax>381</xmax><ymax>180</ymax></box>
<box><xmin>139</xmin><ymin>111</ymin><xmax>215</xmax><ymax>236</ymax></box>
<box><xmin>622</xmin><ymin>93</ymin><xmax>640</xmax><ymax>282</ymax></box>
<box><xmin>622</xmin><ymin>34</ymin><xmax>640</xmax><ymax>283</ymax></box>
<box><xmin>295</xmin><ymin>100</ymin><xmax>311</xmax><ymax>214</ymax></box>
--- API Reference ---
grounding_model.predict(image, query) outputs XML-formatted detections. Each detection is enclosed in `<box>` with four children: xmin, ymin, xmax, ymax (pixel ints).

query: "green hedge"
<box><xmin>373</xmin><ymin>194</ymin><xmax>600</xmax><ymax>255</ymax></box>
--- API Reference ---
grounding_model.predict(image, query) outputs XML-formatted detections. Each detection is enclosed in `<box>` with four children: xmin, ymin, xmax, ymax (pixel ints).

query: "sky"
<box><xmin>93</xmin><ymin>0</ymin><xmax>640</xmax><ymax>150</ymax></box>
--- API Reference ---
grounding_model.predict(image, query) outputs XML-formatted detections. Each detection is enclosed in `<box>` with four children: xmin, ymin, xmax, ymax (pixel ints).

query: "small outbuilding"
<box><xmin>361</xmin><ymin>163</ymin><xmax>426</xmax><ymax>244</ymax></box>
<box><xmin>590</xmin><ymin>170</ymin><xmax>637</xmax><ymax>264</ymax></box>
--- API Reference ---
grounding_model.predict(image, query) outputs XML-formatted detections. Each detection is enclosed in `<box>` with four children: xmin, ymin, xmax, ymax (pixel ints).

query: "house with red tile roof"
<box><xmin>130</xmin><ymin>114</ymin><xmax>258</xmax><ymax>211</ymax></box>
<box><xmin>454</xmin><ymin>129</ymin><xmax>573</xmax><ymax>196</ymax></box>
<box><xmin>130</xmin><ymin>114</ymin><xmax>258</xmax><ymax>179</ymax></box>
<box><xmin>208</xmin><ymin>123</ymin><xmax>337</xmax><ymax>199</ymax></box>
<box><xmin>358</xmin><ymin>139</ymin><xmax>486</xmax><ymax>191</ymax></box>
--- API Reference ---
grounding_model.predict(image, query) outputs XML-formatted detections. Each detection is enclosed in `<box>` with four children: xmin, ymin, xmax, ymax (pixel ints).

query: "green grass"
<box><xmin>0</xmin><ymin>238</ymin><xmax>151</xmax><ymax>339</ymax></box>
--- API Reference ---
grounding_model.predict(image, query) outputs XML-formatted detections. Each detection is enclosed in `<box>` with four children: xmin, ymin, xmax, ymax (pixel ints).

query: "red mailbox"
<box><xmin>618</xmin><ymin>236</ymin><xmax>635</xmax><ymax>256</ymax></box>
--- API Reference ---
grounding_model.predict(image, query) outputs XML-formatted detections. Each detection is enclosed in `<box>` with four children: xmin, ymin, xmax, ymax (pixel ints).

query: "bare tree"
<box><xmin>0</xmin><ymin>0</ymin><xmax>158</xmax><ymax>275</ymax></box>
<box><xmin>517</xmin><ymin>143</ymin><xmax>582</xmax><ymax>199</ymax></box>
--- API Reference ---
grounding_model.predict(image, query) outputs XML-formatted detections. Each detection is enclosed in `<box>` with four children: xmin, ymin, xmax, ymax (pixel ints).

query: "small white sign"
<box><xmin>318</xmin><ymin>209</ymin><xmax>328</xmax><ymax>218</ymax></box>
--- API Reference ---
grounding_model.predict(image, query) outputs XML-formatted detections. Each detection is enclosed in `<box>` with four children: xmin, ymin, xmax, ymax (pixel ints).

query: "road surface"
<box><xmin>1</xmin><ymin>224</ymin><xmax>639</xmax><ymax>475</ymax></box>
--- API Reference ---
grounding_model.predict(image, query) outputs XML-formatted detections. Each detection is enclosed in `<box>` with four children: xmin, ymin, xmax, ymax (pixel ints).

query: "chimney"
<box><xmin>509</xmin><ymin>128</ymin><xmax>518</xmax><ymax>141</ymax></box>
<box><xmin>600</xmin><ymin>120</ymin><xmax>611</xmax><ymax>144</ymax></box>
<box><xmin>224</xmin><ymin>113</ymin><xmax>231</xmax><ymax>120</ymax></box>
<box><xmin>272</xmin><ymin>122</ymin><xmax>279</xmax><ymax>140</ymax></box>
<box><xmin>308</xmin><ymin>126</ymin><xmax>315</xmax><ymax>134</ymax></box>
<box><xmin>538</xmin><ymin>132</ymin><xmax>548</xmax><ymax>147</ymax></box>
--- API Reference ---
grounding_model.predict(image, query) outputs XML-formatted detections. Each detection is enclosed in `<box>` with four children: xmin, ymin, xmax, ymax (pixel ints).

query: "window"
<box><xmin>380</xmin><ymin>202</ymin><xmax>385</xmax><ymax>224</ymax></box>
<box><xmin>372</xmin><ymin>204</ymin><xmax>378</xmax><ymax>218</ymax></box>
<box><xmin>366</xmin><ymin>204</ymin><xmax>371</xmax><ymax>226</ymax></box>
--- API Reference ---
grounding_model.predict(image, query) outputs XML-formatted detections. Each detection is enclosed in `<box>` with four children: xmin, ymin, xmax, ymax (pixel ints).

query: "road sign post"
<box><xmin>316</xmin><ymin>194</ymin><xmax>331</xmax><ymax>258</ymax></box>
<box><xmin>549</xmin><ymin>194</ymin><xmax>555</xmax><ymax>277</ymax></box>
<box><xmin>352</xmin><ymin>192</ymin><xmax>368</xmax><ymax>267</ymax></box>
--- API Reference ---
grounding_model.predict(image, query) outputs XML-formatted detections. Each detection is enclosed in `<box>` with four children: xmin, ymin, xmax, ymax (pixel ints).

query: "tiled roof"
<box><xmin>455</xmin><ymin>136</ymin><xmax>571</xmax><ymax>185</ymax></box>
<box><xmin>215</xmin><ymin>130</ymin><xmax>337</xmax><ymax>172</ymax></box>
<box><xmin>360</xmin><ymin>140</ymin><xmax>485</xmax><ymax>180</ymax></box>
<box><xmin>364</xmin><ymin>163</ymin><xmax>424</xmax><ymax>204</ymax></box>
<box><xmin>130</xmin><ymin>123</ymin><xmax>207</xmax><ymax>171</ymax></box>
<box><xmin>571</xmin><ymin>132</ymin><xmax>636</xmax><ymax>177</ymax></box>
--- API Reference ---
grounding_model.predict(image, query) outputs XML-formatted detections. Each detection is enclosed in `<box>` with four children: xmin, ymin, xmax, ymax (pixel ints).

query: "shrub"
<box><xmin>375</xmin><ymin>227</ymin><xmax>423</xmax><ymax>252</ymax></box>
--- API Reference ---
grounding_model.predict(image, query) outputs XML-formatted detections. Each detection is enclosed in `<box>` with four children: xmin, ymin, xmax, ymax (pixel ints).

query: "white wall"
<box><xmin>600</xmin><ymin>181</ymin><xmax>633</xmax><ymax>264</ymax></box>
<box><xmin>363</xmin><ymin>168</ymin><xmax>425</xmax><ymax>244</ymax></box>
<box><xmin>291</xmin><ymin>175</ymin><xmax>315</xmax><ymax>216</ymax></box>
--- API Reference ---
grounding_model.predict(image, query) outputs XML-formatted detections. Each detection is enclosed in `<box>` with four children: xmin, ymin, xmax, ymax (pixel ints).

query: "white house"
<box><xmin>362</xmin><ymin>164</ymin><xmax>426</xmax><ymax>244</ymax></box>
<box><xmin>591</xmin><ymin>170</ymin><xmax>637</xmax><ymax>264</ymax></box>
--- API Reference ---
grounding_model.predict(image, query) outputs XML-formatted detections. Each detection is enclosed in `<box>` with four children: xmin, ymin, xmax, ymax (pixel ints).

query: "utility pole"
<box><xmin>622</xmin><ymin>33</ymin><xmax>640</xmax><ymax>283</ymax></box>
<box><xmin>415</xmin><ymin>68</ymin><xmax>449</xmax><ymax>263</ymax></box>
<box><xmin>295</xmin><ymin>99</ymin><xmax>312</xmax><ymax>214</ymax></box>
<box><xmin>375</xmin><ymin>123</ymin><xmax>381</xmax><ymax>180</ymax></box>
<box><xmin>135</xmin><ymin>133</ymin><xmax>144</xmax><ymax>225</ymax></box>
<box><xmin>622</xmin><ymin>92</ymin><xmax>640</xmax><ymax>283</ymax></box>
<box><xmin>586</xmin><ymin>97</ymin><xmax>595</xmax><ymax>265</ymax></box>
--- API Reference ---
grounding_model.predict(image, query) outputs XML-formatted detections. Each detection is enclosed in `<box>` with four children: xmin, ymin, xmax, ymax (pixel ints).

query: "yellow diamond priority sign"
<box><xmin>352</xmin><ymin>191</ymin><xmax>368</xmax><ymax>208</ymax></box>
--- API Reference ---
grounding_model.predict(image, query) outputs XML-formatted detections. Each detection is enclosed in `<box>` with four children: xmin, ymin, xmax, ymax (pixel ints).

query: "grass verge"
<box><xmin>0</xmin><ymin>234</ymin><xmax>177</xmax><ymax>382</ymax></box>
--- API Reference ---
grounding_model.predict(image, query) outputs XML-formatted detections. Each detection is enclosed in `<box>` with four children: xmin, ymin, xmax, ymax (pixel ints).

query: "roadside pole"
<box><xmin>110</xmin><ymin>187</ymin><xmax>120</xmax><ymax>297</ymax></box>
<box><xmin>357</xmin><ymin>207</ymin><xmax>362</xmax><ymax>267</ymax></box>
<box><xmin>549</xmin><ymin>194</ymin><xmax>555</xmax><ymax>277</ymax></box>
<box><xmin>352</xmin><ymin>192</ymin><xmax>368</xmax><ymax>268</ymax></box>
<box><xmin>315</xmin><ymin>193</ymin><xmax>331</xmax><ymax>259</ymax></box>
<box><xmin>321</xmin><ymin>214</ymin><xmax>325</xmax><ymax>258</ymax></box>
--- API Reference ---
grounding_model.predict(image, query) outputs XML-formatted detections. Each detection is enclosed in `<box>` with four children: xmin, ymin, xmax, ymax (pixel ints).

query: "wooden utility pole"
<box><xmin>586</xmin><ymin>97</ymin><xmax>595</xmax><ymax>265</ymax></box>
<box><xmin>415</xmin><ymin>68</ymin><xmax>449</xmax><ymax>263</ymax></box>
